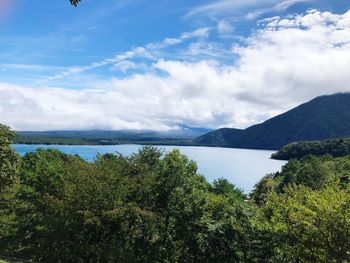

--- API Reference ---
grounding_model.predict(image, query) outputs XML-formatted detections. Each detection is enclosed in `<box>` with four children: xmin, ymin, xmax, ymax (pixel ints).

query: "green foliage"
<box><xmin>250</xmin><ymin>155</ymin><xmax>350</xmax><ymax>262</ymax></box>
<box><xmin>0</xmin><ymin>125</ymin><xmax>19</xmax><ymax>258</ymax></box>
<box><xmin>250</xmin><ymin>173</ymin><xmax>280</xmax><ymax>206</ymax></box>
<box><xmin>0</xmin><ymin>146</ymin><xmax>253</xmax><ymax>262</ymax></box>
<box><xmin>0</xmin><ymin>124</ymin><xmax>19</xmax><ymax>192</ymax></box>
<box><xmin>70</xmin><ymin>0</ymin><xmax>81</xmax><ymax>6</ymax></box>
<box><xmin>272</xmin><ymin>137</ymin><xmax>350</xmax><ymax>160</ymax></box>
<box><xmin>212</xmin><ymin>178</ymin><xmax>245</xmax><ymax>202</ymax></box>
<box><xmin>263</xmin><ymin>184</ymin><xmax>350</xmax><ymax>262</ymax></box>
<box><xmin>251</xmin><ymin>155</ymin><xmax>350</xmax><ymax>205</ymax></box>
<box><xmin>2</xmin><ymin>124</ymin><xmax>350</xmax><ymax>262</ymax></box>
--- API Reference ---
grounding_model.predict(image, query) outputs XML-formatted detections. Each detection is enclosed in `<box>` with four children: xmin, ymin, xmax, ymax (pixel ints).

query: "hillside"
<box><xmin>196</xmin><ymin>93</ymin><xmax>350</xmax><ymax>150</ymax></box>
<box><xmin>271</xmin><ymin>137</ymin><xmax>350</xmax><ymax>160</ymax></box>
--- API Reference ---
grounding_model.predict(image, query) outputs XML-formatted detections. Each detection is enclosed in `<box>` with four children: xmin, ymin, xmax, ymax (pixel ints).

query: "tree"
<box><xmin>2</xmin><ymin>149</ymin><xmax>126</xmax><ymax>262</ymax></box>
<box><xmin>0</xmin><ymin>124</ymin><xmax>19</xmax><ymax>193</ymax></box>
<box><xmin>250</xmin><ymin>173</ymin><xmax>279</xmax><ymax>206</ymax></box>
<box><xmin>263</xmin><ymin>184</ymin><xmax>350</xmax><ymax>262</ymax></box>
<box><xmin>70</xmin><ymin>0</ymin><xmax>81</xmax><ymax>6</ymax></box>
<box><xmin>3</xmin><ymin>139</ymin><xmax>350</xmax><ymax>262</ymax></box>
<box><xmin>0</xmin><ymin>125</ymin><xmax>20</xmax><ymax>256</ymax></box>
<box><xmin>3</xmin><ymin>147</ymin><xmax>252</xmax><ymax>262</ymax></box>
<box><xmin>212</xmin><ymin>178</ymin><xmax>245</xmax><ymax>202</ymax></box>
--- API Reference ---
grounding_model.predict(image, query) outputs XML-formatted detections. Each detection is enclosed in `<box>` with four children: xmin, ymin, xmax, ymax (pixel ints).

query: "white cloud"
<box><xmin>246</xmin><ymin>0</ymin><xmax>313</xmax><ymax>20</ymax></box>
<box><xmin>181</xmin><ymin>27</ymin><xmax>211</xmax><ymax>39</ymax></box>
<box><xmin>217</xmin><ymin>20</ymin><xmax>234</xmax><ymax>36</ymax></box>
<box><xmin>186</xmin><ymin>42</ymin><xmax>228</xmax><ymax>58</ymax></box>
<box><xmin>40</xmin><ymin>27</ymin><xmax>211</xmax><ymax>84</ymax></box>
<box><xmin>187</xmin><ymin>0</ymin><xmax>267</xmax><ymax>17</ymax></box>
<box><xmin>2</xmin><ymin>10</ymin><xmax>350</xmax><ymax>131</ymax></box>
<box><xmin>110</xmin><ymin>60</ymin><xmax>147</xmax><ymax>73</ymax></box>
<box><xmin>0</xmin><ymin>63</ymin><xmax>64</xmax><ymax>71</ymax></box>
<box><xmin>187</xmin><ymin>0</ymin><xmax>314</xmax><ymax>19</ymax></box>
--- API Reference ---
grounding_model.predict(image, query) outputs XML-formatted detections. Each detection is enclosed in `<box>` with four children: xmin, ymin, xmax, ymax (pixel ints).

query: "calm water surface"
<box><xmin>13</xmin><ymin>144</ymin><xmax>286</xmax><ymax>193</ymax></box>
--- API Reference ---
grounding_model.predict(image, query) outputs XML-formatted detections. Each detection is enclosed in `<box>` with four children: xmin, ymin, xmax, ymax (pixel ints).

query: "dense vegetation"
<box><xmin>1</xmin><ymin>124</ymin><xmax>350</xmax><ymax>262</ymax></box>
<box><xmin>272</xmin><ymin>137</ymin><xmax>350</xmax><ymax>160</ymax></box>
<box><xmin>196</xmin><ymin>93</ymin><xmax>350</xmax><ymax>149</ymax></box>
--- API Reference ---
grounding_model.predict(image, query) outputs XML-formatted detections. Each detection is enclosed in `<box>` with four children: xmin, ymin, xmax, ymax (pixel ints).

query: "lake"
<box><xmin>12</xmin><ymin>144</ymin><xmax>286</xmax><ymax>193</ymax></box>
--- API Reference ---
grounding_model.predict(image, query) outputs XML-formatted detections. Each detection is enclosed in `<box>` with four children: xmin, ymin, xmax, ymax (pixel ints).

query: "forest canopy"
<box><xmin>0</xmin><ymin>124</ymin><xmax>350</xmax><ymax>262</ymax></box>
<box><xmin>272</xmin><ymin>137</ymin><xmax>350</xmax><ymax>160</ymax></box>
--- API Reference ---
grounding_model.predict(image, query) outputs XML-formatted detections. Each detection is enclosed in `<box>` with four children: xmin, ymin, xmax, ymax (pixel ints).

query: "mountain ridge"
<box><xmin>196</xmin><ymin>93</ymin><xmax>350</xmax><ymax>150</ymax></box>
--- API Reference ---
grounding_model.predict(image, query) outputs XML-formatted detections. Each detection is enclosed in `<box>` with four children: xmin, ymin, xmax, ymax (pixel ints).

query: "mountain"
<box><xmin>195</xmin><ymin>93</ymin><xmax>350</xmax><ymax>150</ymax></box>
<box><xmin>15</xmin><ymin>126</ymin><xmax>213</xmax><ymax>146</ymax></box>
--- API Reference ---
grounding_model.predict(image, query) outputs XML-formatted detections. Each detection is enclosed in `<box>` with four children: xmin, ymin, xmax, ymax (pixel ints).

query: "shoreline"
<box><xmin>12</xmin><ymin>141</ymin><xmax>280</xmax><ymax>153</ymax></box>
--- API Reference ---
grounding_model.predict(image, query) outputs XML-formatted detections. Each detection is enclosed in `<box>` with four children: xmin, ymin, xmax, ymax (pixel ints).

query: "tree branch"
<box><xmin>70</xmin><ymin>0</ymin><xmax>81</xmax><ymax>6</ymax></box>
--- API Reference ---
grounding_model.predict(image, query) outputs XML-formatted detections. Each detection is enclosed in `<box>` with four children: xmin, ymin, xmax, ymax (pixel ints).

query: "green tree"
<box><xmin>70</xmin><ymin>0</ymin><xmax>81</xmax><ymax>6</ymax></box>
<box><xmin>263</xmin><ymin>184</ymin><xmax>350</xmax><ymax>262</ymax></box>
<box><xmin>0</xmin><ymin>125</ymin><xmax>19</xmax><ymax>193</ymax></box>
<box><xmin>4</xmin><ymin>140</ymin><xmax>350</xmax><ymax>262</ymax></box>
<box><xmin>3</xmin><ymin>146</ymin><xmax>253</xmax><ymax>262</ymax></box>
<box><xmin>3</xmin><ymin>149</ymin><xmax>126</xmax><ymax>262</ymax></box>
<box><xmin>212</xmin><ymin>178</ymin><xmax>245</xmax><ymax>202</ymax></box>
<box><xmin>0</xmin><ymin>125</ymin><xmax>20</xmax><ymax>256</ymax></box>
<box><xmin>151</xmin><ymin>149</ymin><xmax>206</xmax><ymax>261</ymax></box>
<box><xmin>250</xmin><ymin>173</ymin><xmax>279</xmax><ymax>206</ymax></box>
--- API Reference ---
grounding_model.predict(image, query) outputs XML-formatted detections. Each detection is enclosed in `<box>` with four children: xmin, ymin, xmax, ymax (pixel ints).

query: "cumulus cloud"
<box><xmin>1</xmin><ymin>9</ymin><xmax>350</xmax><ymax>131</ymax></box>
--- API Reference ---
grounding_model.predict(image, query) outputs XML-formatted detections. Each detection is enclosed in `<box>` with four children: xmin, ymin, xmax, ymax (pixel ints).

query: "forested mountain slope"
<box><xmin>196</xmin><ymin>93</ymin><xmax>350</xmax><ymax>149</ymax></box>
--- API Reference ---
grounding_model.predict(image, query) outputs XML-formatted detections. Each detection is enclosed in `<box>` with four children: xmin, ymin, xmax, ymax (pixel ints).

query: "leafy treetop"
<box><xmin>70</xmin><ymin>0</ymin><xmax>81</xmax><ymax>6</ymax></box>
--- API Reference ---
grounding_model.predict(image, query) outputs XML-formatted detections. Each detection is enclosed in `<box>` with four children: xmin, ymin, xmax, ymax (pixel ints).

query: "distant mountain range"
<box><xmin>196</xmin><ymin>93</ymin><xmax>350</xmax><ymax>150</ymax></box>
<box><xmin>15</xmin><ymin>126</ymin><xmax>212</xmax><ymax>146</ymax></box>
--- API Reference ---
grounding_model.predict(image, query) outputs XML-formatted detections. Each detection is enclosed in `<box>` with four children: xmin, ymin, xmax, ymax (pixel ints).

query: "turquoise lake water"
<box><xmin>13</xmin><ymin>144</ymin><xmax>286</xmax><ymax>193</ymax></box>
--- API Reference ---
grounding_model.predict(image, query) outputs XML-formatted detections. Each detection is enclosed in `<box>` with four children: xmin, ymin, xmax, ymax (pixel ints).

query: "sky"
<box><xmin>0</xmin><ymin>0</ymin><xmax>350</xmax><ymax>131</ymax></box>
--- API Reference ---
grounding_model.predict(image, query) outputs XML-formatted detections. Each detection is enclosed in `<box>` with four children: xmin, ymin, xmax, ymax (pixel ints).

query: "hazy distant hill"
<box><xmin>15</xmin><ymin>126</ymin><xmax>212</xmax><ymax>146</ymax></box>
<box><xmin>196</xmin><ymin>93</ymin><xmax>350</xmax><ymax>150</ymax></box>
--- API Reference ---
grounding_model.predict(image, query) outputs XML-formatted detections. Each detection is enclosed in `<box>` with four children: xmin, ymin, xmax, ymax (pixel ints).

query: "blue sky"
<box><xmin>0</xmin><ymin>0</ymin><xmax>350</xmax><ymax>130</ymax></box>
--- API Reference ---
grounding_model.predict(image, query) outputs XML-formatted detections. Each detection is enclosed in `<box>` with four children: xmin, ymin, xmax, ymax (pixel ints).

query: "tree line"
<box><xmin>0</xmin><ymin>124</ymin><xmax>349</xmax><ymax>262</ymax></box>
<box><xmin>272</xmin><ymin>137</ymin><xmax>350</xmax><ymax>160</ymax></box>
